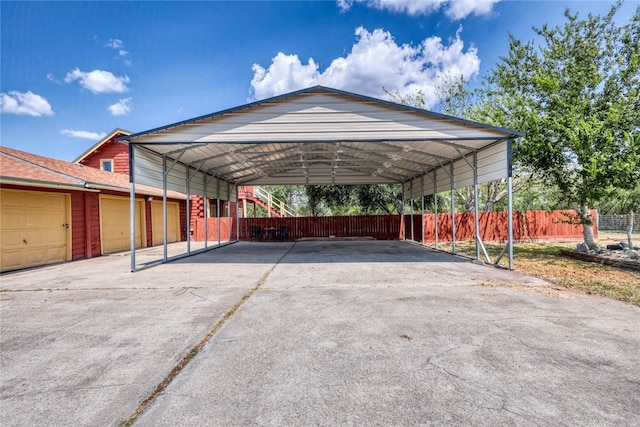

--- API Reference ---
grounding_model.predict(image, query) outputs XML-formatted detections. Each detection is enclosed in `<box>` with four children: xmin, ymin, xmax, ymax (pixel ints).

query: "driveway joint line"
<box><xmin>118</xmin><ymin>242</ymin><xmax>297</xmax><ymax>427</ymax></box>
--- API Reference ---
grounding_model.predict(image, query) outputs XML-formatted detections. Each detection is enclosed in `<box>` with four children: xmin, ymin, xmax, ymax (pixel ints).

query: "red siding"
<box><xmin>180</xmin><ymin>200</ymin><xmax>188</xmax><ymax>241</ymax></box>
<box><xmin>190</xmin><ymin>196</ymin><xmax>205</xmax><ymax>229</ymax></box>
<box><xmin>86</xmin><ymin>193</ymin><xmax>101</xmax><ymax>257</ymax></box>
<box><xmin>70</xmin><ymin>192</ymin><xmax>85</xmax><ymax>260</ymax></box>
<box><xmin>78</xmin><ymin>133</ymin><xmax>129</xmax><ymax>175</ymax></box>
<box><xmin>145</xmin><ymin>200</ymin><xmax>153</xmax><ymax>247</ymax></box>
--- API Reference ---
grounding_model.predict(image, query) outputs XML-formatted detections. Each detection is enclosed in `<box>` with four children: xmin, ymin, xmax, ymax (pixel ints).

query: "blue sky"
<box><xmin>1</xmin><ymin>0</ymin><xmax>637</xmax><ymax>161</ymax></box>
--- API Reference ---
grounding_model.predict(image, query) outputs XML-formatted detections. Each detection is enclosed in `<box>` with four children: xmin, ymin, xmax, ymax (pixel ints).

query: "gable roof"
<box><xmin>1</xmin><ymin>146</ymin><xmax>185</xmax><ymax>199</ymax></box>
<box><xmin>73</xmin><ymin>128</ymin><xmax>131</xmax><ymax>164</ymax></box>
<box><xmin>119</xmin><ymin>86</ymin><xmax>521</xmax><ymax>187</ymax></box>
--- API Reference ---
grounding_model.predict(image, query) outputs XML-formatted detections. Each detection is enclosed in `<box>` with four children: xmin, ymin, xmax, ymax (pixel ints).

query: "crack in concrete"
<box><xmin>118</xmin><ymin>242</ymin><xmax>297</xmax><ymax>427</ymax></box>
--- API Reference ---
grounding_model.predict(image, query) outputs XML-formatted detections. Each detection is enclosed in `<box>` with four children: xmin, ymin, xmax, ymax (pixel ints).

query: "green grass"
<box><xmin>436</xmin><ymin>234</ymin><xmax>640</xmax><ymax>306</ymax></box>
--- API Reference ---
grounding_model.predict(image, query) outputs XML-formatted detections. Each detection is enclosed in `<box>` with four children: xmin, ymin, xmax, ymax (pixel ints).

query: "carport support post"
<box><xmin>401</xmin><ymin>190</ymin><xmax>406</xmax><ymax>240</ymax></box>
<box><xmin>508</xmin><ymin>177</ymin><xmax>514</xmax><ymax>269</ymax></box>
<box><xmin>203</xmin><ymin>174</ymin><xmax>208</xmax><ymax>249</ymax></box>
<box><xmin>450</xmin><ymin>162</ymin><xmax>456</xmax><ymax>254</ymax></box>
<box><xmin>217</xmin><ymin>178</ymin><xmax>221</xmax><ymax>246</ymax></box>
<box><xmin>235</xmin><ymin>184</ymin><xmax>240</xmax><ymax>241</ymax></box>
<box><xmin>410</xmin><ymin>181</ymin><xmax>414</xmax><ymax>242</ymax></box>
<box><xmin>421</xmin><ymin>175</ymin><xmax>425</xmax><ymax>245</ymax></box>
<box><xmin>186</xmin><ymin>170</ymin><xmax>191</xmax><ymax>256</ymax></box>
<box><xmin>473</xmin><ymin>151</ymin><xmax>480</xmax><ymax>261</ymax></box>
<box><xmin>434</xmin><ymin>169</ymin><xmax>439</xmax><ymax>250</ymax></box>
<box><xmin>129</xmin><ymin>144</ymin><xmax>136</xmax><ymax>272</ymax></box>
<box><xmin>227</xmin><ymin>182</ymin><xmax>231</xmax><ymax>242</ymax></box>
<box><xmin>163</xmin><ymin>156</ymin><xmax>168</xmax><ymax>262</ymax></box>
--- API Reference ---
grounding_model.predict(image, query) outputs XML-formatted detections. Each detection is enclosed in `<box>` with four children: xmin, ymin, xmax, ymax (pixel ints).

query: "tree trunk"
<box><xmin>578</xmin><ymin>206</ymin><xmax>597</xmax><ymax>248</ymax></box>
<box><xmin>454</xmin><ymin>187</ymin><xmax>474</xmax><ymax>212</ymax></box>
<box><xmin>627</xmin><ymin>211</ymin><xmax>635</xmax><ymax>249</ymax></box>
<box><xmin>486</xmin><ymin>199</ymin><xmax>495</xmax><ymax>212</ymax></box>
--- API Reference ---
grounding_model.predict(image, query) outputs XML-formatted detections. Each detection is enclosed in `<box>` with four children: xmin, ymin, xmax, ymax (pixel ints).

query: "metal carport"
<box><xmin>118</xmin><ymin>86</ymin><xmax>522</xmax><ymax>271</ymax></box>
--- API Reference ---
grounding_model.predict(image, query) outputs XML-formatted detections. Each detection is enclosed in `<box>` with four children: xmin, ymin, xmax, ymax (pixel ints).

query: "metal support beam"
<box><xmin>161</xmin><ymin>153</ymin><xmax>186</xmax><ymax>263</ymax></box>
<box><xmin>129</xmin><ymin>144</ymin><xmax>136</xmax><ymax>272</ymax></box>
<box><xmin>450</xmin><ymin>162</ymin><xmax>456</xmax><ymax>254</ymax></box>
<box><xmin>186</xmin><ymin>169</ymin><xmax>191</xmax><ymax>256</ymax></box>
<box><xmin>227</xmin><ymin>182</ymin><xmax>231</xmax><ymax>243</ymax></box>
<box><xmin>217</xmin><ymin>178</ymin><xmax>221</xmax><ymax>246</ymax></box>
<box><xmin>163</xmin><ymin>156</ymin><xmax>168</xmax><ymax>262</ymax></box>
<box><xmin>401</xmin><ymin>188</ymin><xmax>406</xmax><ymax>241</ymax></box>
<box><xmin>473</xmin><ymin>151</ymin><xmax>480</xmax><ymax>261</ymax></box>
<box><xmin>507</xmin><ymin>138</ymin><xmax>514</xmax><ymax>269</ymax></box>
<box><xmin>433</xmin><ymin>168</ymin><xmax>438</xmax><ymax>250</ymax></box>
<box><xmin>410</xmin><ymin>181</ymin><xmax>414</xmax><ymax>242</ymax></box>
<box><xmin>493</xmin><ymin>140</ymin><xmax>515</xmax><ymax>269</ymax></box>
<box><xmin>470</xmin><ymin>151</ymin><xmax>493</xmax><ymax>263</ymax></box>
<box><xmin>235</xmin><ymin>184</ymin><xmax>240</xmax><ymax>241</ymax></box>
<box><xmin>508</xmin><ymin>175</ymin><xmax>514</xmax><ymax>269</ymax></box>
<box><xmin>203</xmin><ymin>172</ymin><xmax>208</xmax><ymax>249</ymax></box>
<box><xmin>421</xmin><ymin>175</ymin><xmax>425</xmax><ymax>245</ymax></box>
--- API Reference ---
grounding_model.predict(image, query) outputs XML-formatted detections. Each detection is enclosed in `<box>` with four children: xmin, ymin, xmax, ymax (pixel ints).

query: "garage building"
<box><xmin>0</xmin><ymin>146</ymin><xmax>187</xmax><ymax>272</ymax></box>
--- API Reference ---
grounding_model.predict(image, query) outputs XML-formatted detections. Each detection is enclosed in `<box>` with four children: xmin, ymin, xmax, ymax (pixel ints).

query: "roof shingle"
<box><xmin>0</xmin><ymin>146</ymin><xmax>185</xmax><ymax>199</ymax></box>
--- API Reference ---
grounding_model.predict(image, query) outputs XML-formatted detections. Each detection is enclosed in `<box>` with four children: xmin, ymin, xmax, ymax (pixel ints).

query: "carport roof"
<box><xmin>118</xmin><ymin>86</ymin><xmax>522</xmax><ymax>186</ymax></box>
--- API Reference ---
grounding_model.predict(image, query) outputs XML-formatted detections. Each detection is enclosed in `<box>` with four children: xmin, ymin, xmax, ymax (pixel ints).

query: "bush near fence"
<box><xmin>193</xmin><ymin>209</ymin><xmax>595</xmax><ymax>242</ymax></box>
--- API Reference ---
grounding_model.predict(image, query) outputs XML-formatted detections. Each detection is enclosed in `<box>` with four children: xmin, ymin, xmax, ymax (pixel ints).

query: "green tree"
<box><xmin>304</xmin><ymin>184</ymin><xmax>402</xmax><ymax>216</ymax></box>
<box><xmin>484</xmin><ymin>2</ymin><xmax>640</xmax><ymax>247</ymax></box>
<box><xmin>262</xmin><ymin>185</ymin><xmax>307</xmax><ymax>215</ymax></box>
<box><xmin>596</xmin><ymin>183</ymin><xmax>640</xmax><ymax>248</ymax></box>
<box><xmin>386</xmin><ymin>76</ymin><xmax>534</xmax><ymax>214</ymax></box>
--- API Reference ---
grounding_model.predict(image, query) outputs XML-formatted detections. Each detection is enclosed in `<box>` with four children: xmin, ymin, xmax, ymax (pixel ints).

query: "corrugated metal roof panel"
<box><xmin>122</xmin><ymin>86</ymin><xmax>520</xmax><ymax>188</ymax></box>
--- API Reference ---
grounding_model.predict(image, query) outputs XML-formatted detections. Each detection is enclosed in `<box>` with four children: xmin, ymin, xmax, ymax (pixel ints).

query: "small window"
<box><xmin>100</xmin><ymin>159</ymin><xmax>113</xmax><ymax>172</ymax></box>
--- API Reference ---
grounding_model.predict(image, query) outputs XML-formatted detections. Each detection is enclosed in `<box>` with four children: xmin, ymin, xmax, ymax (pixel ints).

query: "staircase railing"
<box><xmin>253</xmin><ymin>187</ymin><xmax>298</xmax><ymax>217</ymax></box>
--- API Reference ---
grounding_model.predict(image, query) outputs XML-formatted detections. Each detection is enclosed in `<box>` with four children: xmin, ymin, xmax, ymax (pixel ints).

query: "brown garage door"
<box><xmin>100</xmin><ymin>195</ymin><xmax>145</xmax><ymax>254</ymax></box>
<box><xmin>1</xmin><ymin>189</ymin><xmax>70</xmax><ymax>272</ymax></box>
<box><xmin>151</xmin><ymin>200</ymin><xmax>180</xmax><ymax>246</ymax></box>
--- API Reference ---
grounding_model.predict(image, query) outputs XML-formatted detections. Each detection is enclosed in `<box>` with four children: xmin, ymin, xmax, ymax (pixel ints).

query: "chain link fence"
<box><xmin>598</xmin><ymin>214</ymin><xmax>640</xmax><ymax>232</ymax></box>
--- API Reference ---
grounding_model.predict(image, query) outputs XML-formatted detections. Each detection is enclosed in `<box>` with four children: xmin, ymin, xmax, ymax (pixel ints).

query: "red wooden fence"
<box><xmin>193</xmin><ymin>215</ymin><xmax>400</xmax><ymax>241</ymax></box>
<box><xmin>192</xmin><ymin>210</ymin><xmax>596</xmax><ymax>242</ymax></box>
<box><xmin>405</xmin><ymin>209</ymin><xmax>597</xmax><ymax>242</ymax></box>
<box><xmin>192</xmin><ymin>218</ymin><xmax>237</xmax><ymax>242</ymax></box>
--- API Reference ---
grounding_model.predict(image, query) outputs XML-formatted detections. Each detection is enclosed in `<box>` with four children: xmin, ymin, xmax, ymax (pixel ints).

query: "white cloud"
<box><xmin>337</xmin><ymin>0</ymin><xmax>354</xmax><ymax>12</ymax></box>
<box><xmin>251</xmin><ymin>53</ymin><xmax>321</xmax><ymax>99</ymax></box>
<box><xmin>108</xmin><ymin>97</ymin><xmax>132</xmax><ymax>116</ymax></box>
<box><xmin>46</xmin><ymin>73</ymin><xmax>62</xmax><ymax>84</ymax></box>
<box><xmin>337</xmin><ymin>0</ymin><xmax>500</xmax><ymax>19</ymax></box>
<box><xmin>106</xmin><ymin>38</ymin><xmax>128</xmax><ymax>56</ymax></box>
<box><xmin>444</xmin><ymin>0</ymin><xmax>499</xmax><ymax>20</ymax></box>
<box><xmin>64</xmin><ymin>68</ymin><xmax>130</xmax><ymax>94</ymax></box>
<box><xmin>0</xmin><ymin>91</ymin><xmax>54</xmax><ymax>116</ymax></box>
<box><xmin>250</xmin><ymin>26</ymin><xmax>480</xmax><ymax>109</ymax></box>
<box><xmin>60</xmin><ymin>129</ymin><xmax>107</xmax><ymax>140</ymax></box>
<box><xmin>106</xmin><ymin>38</ymin><xmax>131</xmax><ymax>64</ymax></box>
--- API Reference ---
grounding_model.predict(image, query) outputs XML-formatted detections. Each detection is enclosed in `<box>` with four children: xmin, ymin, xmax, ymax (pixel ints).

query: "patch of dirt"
<box><xmin>472</xmin><ymin>281</ymin><xmax>570</xmax><ymax>298</ymax></box>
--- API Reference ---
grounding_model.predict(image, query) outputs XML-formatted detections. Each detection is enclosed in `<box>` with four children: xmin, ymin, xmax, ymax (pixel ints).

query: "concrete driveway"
<box><xmin>1</xmin><ymin>240</ymin><xmax>638</xmax><ymax>426</ymax></box>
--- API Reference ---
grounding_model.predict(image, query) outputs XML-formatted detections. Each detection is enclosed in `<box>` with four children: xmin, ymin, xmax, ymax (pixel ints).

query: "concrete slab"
<box><xmin>0</xmin><ymin>242</ymin><xmax>289</xmax><ymax>426</ymax></box>
<box><xmin>2</xmin><ymin>240</ymin><xmax>639</xmax><ymax>426</ymax></box>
